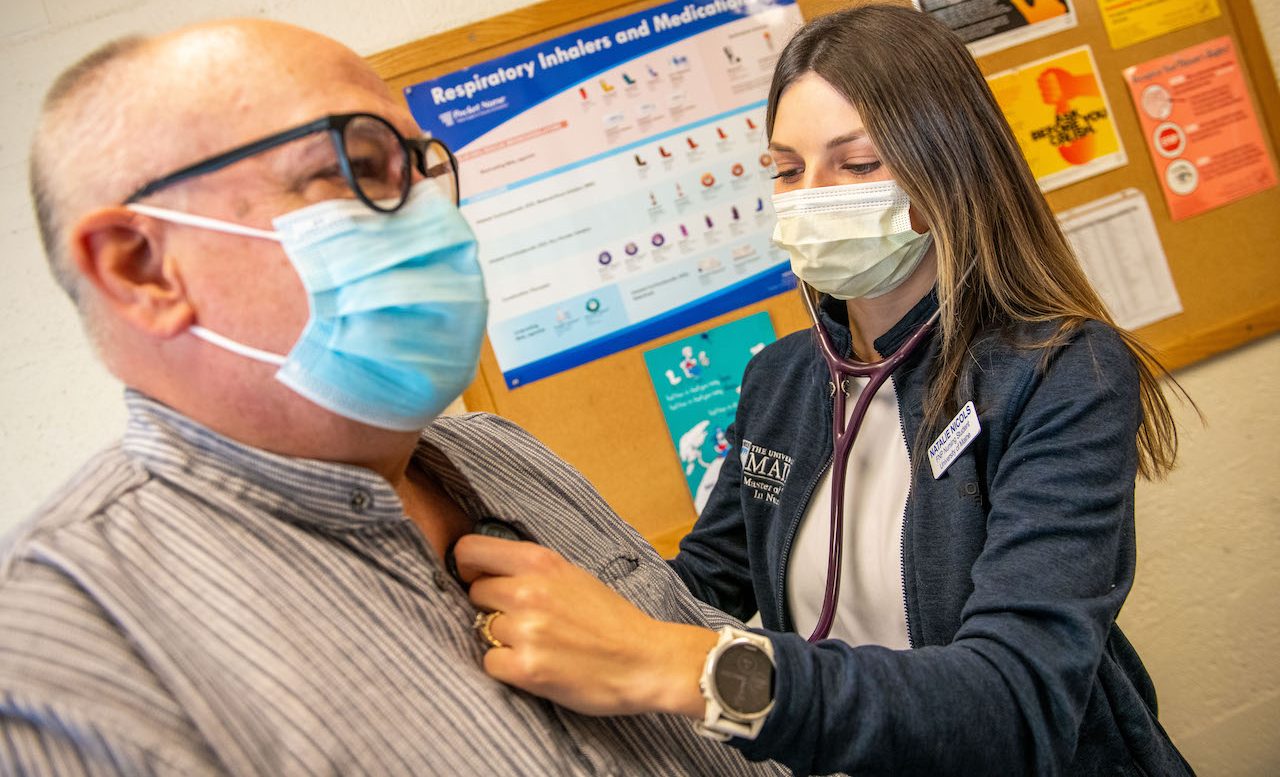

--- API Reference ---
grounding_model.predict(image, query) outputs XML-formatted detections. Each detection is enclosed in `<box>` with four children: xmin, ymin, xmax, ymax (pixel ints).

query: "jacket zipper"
<box><xmin>892</xmin><ymin>373</ymin><xmax>915</xmax><ymax>649</ymax></box>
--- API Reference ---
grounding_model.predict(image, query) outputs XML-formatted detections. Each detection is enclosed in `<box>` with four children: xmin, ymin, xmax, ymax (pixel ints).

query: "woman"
<box><xmin>454</xmin><ymin>5</ymin><xmax>1193</xmax><ymax>775</ymax></box>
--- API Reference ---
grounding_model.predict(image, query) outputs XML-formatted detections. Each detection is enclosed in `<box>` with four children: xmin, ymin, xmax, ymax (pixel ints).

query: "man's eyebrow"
<box><xmin>273</xmin><ymin>132</ymin><xmax>332</xmax><ymax>165</ymax></box>
<box><xmin>281</xmin><ymin>132</ymin><xmax>332</xmax><ymax>156</ymax></box>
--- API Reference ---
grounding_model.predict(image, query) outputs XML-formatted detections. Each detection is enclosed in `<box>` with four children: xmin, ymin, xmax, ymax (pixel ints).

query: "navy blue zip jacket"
<box><xmin>670</xmin><ymin>290</ymin><xmax>1193</xmax><ymax>776</ymax></box>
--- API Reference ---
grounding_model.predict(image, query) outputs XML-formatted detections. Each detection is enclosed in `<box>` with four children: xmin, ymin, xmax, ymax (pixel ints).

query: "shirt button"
<box><xmin>349</xmin><ymin>488</ymin><xmax>373</xmax><ymax>513</ymax></box>
<box><xmin>432</xmin><ymin>571</ymin><xmax>449</xmax><ymax>590</ymax></box>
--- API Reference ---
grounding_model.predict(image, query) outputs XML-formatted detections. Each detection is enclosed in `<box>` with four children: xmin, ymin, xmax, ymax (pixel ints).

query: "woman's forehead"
<box><xmin>772</xmin><ymin>74</ymin><xmax>874</xmax><ymax>148</ymax></box>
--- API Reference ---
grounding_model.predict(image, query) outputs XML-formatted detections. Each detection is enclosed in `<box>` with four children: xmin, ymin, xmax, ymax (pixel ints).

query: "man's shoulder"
<box><xmin>424</xmin><ymin>412</ymin><xmax>591</xmax><ymax>493</ymax></box>
<box><xmin>1</xmin><ymin>443</ymin><xmax>147</xmax><ymax>576</ymax></box>
<box><xmin>0</xmin><ymin>441</ymin><xmax>154</xmax><ymax>678</ymax></box>
<box><xmin>426</xmin><ymin>410</ymin><xmax>537</xmax><ymax>445</ymax></box>
<box><xmin>0</xmin><ymin>495</ymin><xmax>202</xmax><ymax>732</ymax></box>
<box><xmin>0</xmin><ymin>551</ymin><xmax>215</xmax><ymax>774</ymax></box>
<box><xmin>424</xmin><ymin>412</ymin><xmax>627</xmax><ymax>531</ymax></box>
<box><xmin>0</xmin><ymin>552</ymin><xmax>148</xmax><ymax>681</ymax></box>
<box><xmin>423</xmin><ymin>413</ymin><xmax>671</xmax><ymax>584</ymax></box>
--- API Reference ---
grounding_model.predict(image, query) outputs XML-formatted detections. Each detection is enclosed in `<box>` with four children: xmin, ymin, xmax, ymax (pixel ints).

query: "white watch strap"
<box><xmin>696</xmin><ymin>626</ymin><xmax>774</xmax><ymax>741</ymax></box>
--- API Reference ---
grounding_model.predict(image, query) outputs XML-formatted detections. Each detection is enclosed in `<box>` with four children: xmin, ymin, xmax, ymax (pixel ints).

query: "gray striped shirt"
<box><xmin>0</xmin><ymin>391</ymin><xmax>785</xmax><ymax>776</ymax></box>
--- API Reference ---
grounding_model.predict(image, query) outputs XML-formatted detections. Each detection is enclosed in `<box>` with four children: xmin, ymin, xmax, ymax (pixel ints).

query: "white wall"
<box><xmin>1</xmin><ymin>1</ymin><xmax>1277</xmax><ymax>774</ymax></box>
<box><xmin>1115</xmin><ymin>5</ymin><xmax>1280</xmax><ymax>774</ymax></box>
<box><xmin>0</xmin><ymin>0</ymin><xmax>530</xmax><ymax>520</ymax></box>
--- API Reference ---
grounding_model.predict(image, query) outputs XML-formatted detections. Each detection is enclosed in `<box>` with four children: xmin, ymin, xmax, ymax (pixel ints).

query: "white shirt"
<box><xmin>786</xmin><ymin>376</ymin><xmax>911</xmax><ymax>648</ymax></box>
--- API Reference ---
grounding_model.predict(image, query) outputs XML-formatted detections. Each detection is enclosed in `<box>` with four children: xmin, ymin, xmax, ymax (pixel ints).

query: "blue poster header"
<box><xmin>405</xmin><ymin>0</ymin><xmax>795</xmax><ymax>149</ymax></box>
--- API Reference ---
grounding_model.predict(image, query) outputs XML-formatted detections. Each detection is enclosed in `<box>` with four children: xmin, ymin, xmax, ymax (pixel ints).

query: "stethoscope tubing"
<box><xmin>798</xmin><ymin>283</ymin><xmax>941</xmax><ymax>642</ymax></box>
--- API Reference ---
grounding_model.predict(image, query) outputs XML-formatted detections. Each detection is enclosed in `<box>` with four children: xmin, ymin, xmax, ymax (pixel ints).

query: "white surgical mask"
<box><xmin>771</xmin><ymin>180</ymin><xmax>932</xmax><ymax>300</ymax></box>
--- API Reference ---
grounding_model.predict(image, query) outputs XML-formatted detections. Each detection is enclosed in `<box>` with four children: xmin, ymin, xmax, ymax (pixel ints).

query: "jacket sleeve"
<box><xmin>667</xmin><ymin>360</ymin><xmax>759</xmax><ymax>622</ymax></box>
<box><xmin>733</xmin><ymin>325</ymin><xmax>1143</xmax><ymax>776</ymax></box>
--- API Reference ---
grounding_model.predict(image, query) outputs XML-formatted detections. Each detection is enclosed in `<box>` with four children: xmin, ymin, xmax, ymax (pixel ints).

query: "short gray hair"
<box><xmin>30</xmin><ymin>35</ymin><xmax>149</xmax><ymax>304</ymax></box>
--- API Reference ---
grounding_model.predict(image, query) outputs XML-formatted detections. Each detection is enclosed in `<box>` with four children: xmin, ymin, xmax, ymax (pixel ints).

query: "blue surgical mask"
<box><xmin>128</xmin><ymin>180</ymin><xmax>488</xmax><ymax>431</ymax></box>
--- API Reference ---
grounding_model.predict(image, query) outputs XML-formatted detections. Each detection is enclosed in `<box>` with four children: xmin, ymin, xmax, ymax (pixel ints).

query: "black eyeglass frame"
<box><xmin>123</xmin><ymin>112</ymin><xmax>459</xmax><ymax>212</ymax></box>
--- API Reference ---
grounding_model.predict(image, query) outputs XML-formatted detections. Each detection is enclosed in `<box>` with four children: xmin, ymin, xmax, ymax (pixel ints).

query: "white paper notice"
<box><xmin>1058</xmin><ymin>188</ymin><xmax>1182</xmax><ymax>330</ymax></box>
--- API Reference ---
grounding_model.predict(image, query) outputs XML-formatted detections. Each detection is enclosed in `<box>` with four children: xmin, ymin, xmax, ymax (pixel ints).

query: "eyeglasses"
<box><xmin>123</xmin><ymin>112</ymin><xmax>459</xmax><ymax>213</ymax></box>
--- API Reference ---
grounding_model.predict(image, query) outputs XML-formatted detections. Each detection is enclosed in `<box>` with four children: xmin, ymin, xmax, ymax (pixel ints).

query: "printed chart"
<box><xmin>406</xmin><ymin>0</ymin><xmax>804</xmax><ymax>387</ymax></box>
<box><xmin>1058</xmin><ymin>189</ymin><xmax>1182</xmax><ymax>330</ymax></box>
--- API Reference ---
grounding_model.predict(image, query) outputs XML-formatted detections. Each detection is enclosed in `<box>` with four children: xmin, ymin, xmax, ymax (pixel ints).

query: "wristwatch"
<box><xmin>696</xmin><ymin>626</ymin><xmax>776</xmax><ymax>741</ymax></box>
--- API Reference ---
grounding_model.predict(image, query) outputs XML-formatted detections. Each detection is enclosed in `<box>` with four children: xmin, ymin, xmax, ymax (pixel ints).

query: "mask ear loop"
<box><xmin>188</xmin><ymin>326</ymin><xmax>287</xmax><ymax>366</ymax></box>
<box><xmin>126</xmin><ymin>204</ymin><xmax>289</xmax><ymax>366</ymax></box>
<box><xmin>126</xmin><ymin>203</ymin><xmax>279</xmax><ymax>241</ymax></box>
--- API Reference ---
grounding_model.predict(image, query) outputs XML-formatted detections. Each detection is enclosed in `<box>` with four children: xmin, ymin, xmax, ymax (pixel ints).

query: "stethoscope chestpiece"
<box><xmin>445</xmin><ymin>516</ymin><xmax>537</xmax><ymax>589</ymax></box>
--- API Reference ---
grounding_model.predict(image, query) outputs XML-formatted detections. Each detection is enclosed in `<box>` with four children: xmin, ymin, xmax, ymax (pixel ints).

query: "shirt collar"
<box><xmin>122</xmin><ymin>390</ymin><xmax>417</xmax><ymax>531</ymax></box>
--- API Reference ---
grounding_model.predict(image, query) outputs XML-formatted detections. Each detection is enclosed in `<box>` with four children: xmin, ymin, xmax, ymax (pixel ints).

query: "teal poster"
<box><xmin>644</xmin><ymin>312</ymin><xmax>776</xmax><ymax>512</ymax></box>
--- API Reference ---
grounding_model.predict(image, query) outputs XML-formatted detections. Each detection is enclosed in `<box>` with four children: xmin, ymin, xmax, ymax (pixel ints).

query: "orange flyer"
<box><xmin>1123</xmin><ymin>36</ymin><xmax>1277</xmax><ymax>221</ymax></box>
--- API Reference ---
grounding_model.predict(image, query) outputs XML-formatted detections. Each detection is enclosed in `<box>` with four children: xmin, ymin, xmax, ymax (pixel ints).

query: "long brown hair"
<box><xmin>766</xmin><ymin>4</ymin><xmax>1185</xmax><ymax>478</ymax></box>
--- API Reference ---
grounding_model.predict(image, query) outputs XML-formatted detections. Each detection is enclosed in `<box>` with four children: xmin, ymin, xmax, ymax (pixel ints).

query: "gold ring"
<box><xmin>474</xmin><ymin>610</ymin><xmax>504</xmax><ymax>649</ymax></box>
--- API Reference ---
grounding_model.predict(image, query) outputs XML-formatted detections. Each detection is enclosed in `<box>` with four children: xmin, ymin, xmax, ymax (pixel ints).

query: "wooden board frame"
<box><xmin>369</xmin><ymin>0</ymin><xmax>1280</xmax><ymax>556</ymax></box>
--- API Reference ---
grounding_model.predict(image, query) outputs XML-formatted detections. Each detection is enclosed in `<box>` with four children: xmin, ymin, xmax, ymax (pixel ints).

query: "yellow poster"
<box><xmin>987</xmin><ymin>46</ymin><xmax>1127</xmax><ymax>192</ymax></box>
<box><xmin>1098</xmin><ymin>0</ymin><xmax>1221</xmax><ymax>50</ymax></box>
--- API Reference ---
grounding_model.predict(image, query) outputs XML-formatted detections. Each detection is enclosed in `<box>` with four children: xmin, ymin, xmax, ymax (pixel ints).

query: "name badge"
<box><xmin>928</xmin><ymin>401</ymin><xmax>981</xmax><ymax>479</ymax></box>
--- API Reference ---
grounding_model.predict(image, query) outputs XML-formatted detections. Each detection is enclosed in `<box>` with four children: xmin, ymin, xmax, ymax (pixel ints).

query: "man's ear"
<box><xmin>69</xmin><ymin>207</ymin><xmax>195</xmax><ymax>338</ymax></box>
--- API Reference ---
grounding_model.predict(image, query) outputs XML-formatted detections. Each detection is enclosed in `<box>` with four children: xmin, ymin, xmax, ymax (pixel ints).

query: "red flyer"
<box><xmin>1123</xmin><ymin>36</ymin><xmax>1277</xmax><ymax>221</ymax></box>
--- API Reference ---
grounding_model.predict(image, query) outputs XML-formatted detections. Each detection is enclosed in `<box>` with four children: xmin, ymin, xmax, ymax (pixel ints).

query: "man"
<box><xmin>0</xmin><ymin>19</ymin><xmax>783</xmax><ymax>775</ymax></box>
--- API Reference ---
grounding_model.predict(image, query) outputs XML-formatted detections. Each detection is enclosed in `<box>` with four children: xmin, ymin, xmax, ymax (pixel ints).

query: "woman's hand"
<box><xmin>452</xmin><ymin>534</ymin><xmax>717</xmax><ymax>718</ymax></box>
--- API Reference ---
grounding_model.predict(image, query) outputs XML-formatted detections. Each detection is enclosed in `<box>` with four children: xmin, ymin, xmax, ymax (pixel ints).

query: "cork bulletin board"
<box><xmin>369</xmin><ymin>0</ymin><xmax>1280</xmax><ymax>556</ymax></box>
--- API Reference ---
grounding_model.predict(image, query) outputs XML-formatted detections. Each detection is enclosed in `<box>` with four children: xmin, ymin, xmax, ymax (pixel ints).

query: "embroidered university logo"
<box><xmin>739</xmin><ymin>439</ymin><xmax>794</xmax><ymax>506</ymax></box>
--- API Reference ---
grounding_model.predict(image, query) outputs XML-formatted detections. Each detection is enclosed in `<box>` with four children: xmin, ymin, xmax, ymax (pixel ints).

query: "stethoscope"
<box><xmin>445</xmin><ymin>517</ymin><xmax>537</xmax><ymax>589</ymax></box>
<box><xmin>797</xmin><ymin>282</ymin><xmax>941</xmax><ymax>643</ymax></box>
<box><xmin>441</xmin><ymin>282</ymin><xmax>939</xmax><ymax>644</ymax></box>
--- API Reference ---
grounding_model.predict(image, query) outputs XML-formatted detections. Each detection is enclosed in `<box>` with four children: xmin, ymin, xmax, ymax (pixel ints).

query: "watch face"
<box><xmin>713</xmin><ymin>642</ymin><xmax>774</xmax><ymax>716</ymax></box>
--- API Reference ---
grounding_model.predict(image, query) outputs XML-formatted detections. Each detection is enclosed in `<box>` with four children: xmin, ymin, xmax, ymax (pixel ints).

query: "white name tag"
<box><xmin>927</xmin><ymin>401</ymin><xmax>981</xmax><ymax>479</ymax></box>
